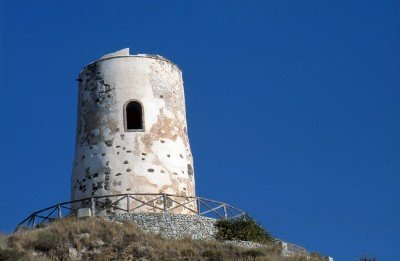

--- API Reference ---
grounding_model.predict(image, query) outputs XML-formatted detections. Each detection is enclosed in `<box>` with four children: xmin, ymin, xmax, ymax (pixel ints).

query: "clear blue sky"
<box><xmin>1</xmin><ymin>1</ymin><xmax>399</xmax><ymax>260</ymax></box>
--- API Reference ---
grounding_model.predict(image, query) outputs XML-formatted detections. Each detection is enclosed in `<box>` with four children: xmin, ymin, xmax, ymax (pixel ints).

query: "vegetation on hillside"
<box><xmin>215</xmin><ymin>218</ymin><xmax>274</xmax><ymax>244</ymax></box>
<box><xmin>0</xmin><ymin>217</ymin><xmax>324</xmax><ymax>260</ymax></box>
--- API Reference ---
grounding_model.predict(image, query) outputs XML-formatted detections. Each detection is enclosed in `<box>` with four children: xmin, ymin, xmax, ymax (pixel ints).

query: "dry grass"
<box><xmin>0</xmin><ymin>217</ymin><xmax>324</xmax><ymax>260</ymax></box>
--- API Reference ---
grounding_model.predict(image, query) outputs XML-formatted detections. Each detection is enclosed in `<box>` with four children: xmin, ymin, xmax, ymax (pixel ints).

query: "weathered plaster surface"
<box><xmin>72</xmin><ymin>49</ymin><xmax>196</xmax><ymax>214</ymax></box>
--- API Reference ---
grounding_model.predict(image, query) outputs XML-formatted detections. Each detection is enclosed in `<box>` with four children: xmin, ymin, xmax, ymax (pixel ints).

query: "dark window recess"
<box><xmin>126</xmin><ymin>101</ymin><xmax>143</xmax><ymax>130</ymax></box>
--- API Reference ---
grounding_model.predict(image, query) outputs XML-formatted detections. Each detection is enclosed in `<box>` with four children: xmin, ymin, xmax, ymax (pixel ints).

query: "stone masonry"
<box><xmin>109</xmin><ymin>213</ymin><xmax>217</xmax><ymax>240</ymax></box>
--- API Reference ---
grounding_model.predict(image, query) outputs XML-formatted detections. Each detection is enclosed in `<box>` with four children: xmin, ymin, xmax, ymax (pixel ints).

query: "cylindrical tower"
<box><xmin>71</xmin><ymin>48</ymin><xmax>195</xmax><ymax>214</ymax></box>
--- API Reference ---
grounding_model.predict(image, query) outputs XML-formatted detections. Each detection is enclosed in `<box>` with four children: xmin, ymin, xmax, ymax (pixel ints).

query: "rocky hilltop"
<box><xmin>0</xmin><ymin>217</ymin><xmax>326</xmax><ymax>260</ymax></box>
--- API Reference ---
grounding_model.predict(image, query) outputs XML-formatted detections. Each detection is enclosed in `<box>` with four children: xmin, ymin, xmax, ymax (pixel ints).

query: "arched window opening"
<box><xmin>125</xmin><ymin>101</ymin><xmax>144</xmax><ymax>131</ymax></box>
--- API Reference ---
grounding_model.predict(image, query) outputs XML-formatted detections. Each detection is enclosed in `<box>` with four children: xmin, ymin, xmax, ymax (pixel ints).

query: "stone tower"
<box><xmin>71</xmin><ymin>48</ymin><xmax>195</xmax><ymax>214</ymax></box>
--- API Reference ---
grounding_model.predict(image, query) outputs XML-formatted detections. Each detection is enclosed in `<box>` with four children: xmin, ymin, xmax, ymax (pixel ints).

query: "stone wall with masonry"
<box><xmin>108</xmin><ymin>212</ymin><xmax>217</xmax><ymax>240</ymax></box>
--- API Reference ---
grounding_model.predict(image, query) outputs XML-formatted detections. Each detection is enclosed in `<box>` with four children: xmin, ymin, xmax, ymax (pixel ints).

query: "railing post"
<box><xmin>197</xmin><ymin>198</ymin><xmax>201</xmax><ymax>215</ymax></box>
<box><xmin>91</xmin><ymin>197</ymin><xmax>95</xmax><ymax>216</ymax></box>
<box><xmin>162</xmin><ymin>193</ymin><xmax>167</xmax><ymax>213</ymax></box>
<box><xmin>127</xmin><ymin>195</ymin><xmax>130</xmax><ymax>214</ymax></box>
<box><xmin>32</xmin><ymin>215</ymin><xmax>36</xmax><ymax>227</ymax></box>
<box><xmin>223</xmin><ymin>205</ymin><xmax>227</xmax><ymax>219</ymax></box>
<box><xmin>57</xmin><ymin>205</ymin><xmax>62</xmax><ymax>218</ymax></box>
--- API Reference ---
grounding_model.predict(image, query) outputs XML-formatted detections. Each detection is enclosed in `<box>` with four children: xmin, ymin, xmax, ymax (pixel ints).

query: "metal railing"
<box><xmin>16</xmin><ymin>193</ymin><xmax>249</xmax><ymax>229</ymax></box>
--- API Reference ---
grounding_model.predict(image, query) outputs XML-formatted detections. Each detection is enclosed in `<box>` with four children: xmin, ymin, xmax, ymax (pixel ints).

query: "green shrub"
<box><xmin>215</xmin><ymin>218</ymin><xmax>273</xmax><ymax>244</ymax></box>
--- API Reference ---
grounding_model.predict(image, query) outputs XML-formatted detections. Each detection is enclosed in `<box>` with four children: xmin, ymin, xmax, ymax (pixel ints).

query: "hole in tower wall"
<box><xmin>125</xmin><ymin>100</ymin><xmax>144</xmax><ymax>131</ymax></box>
<box><xmin>188</xmin><ymin>164</ymin><xmax>194</xmax><ymax>180</ymax></box>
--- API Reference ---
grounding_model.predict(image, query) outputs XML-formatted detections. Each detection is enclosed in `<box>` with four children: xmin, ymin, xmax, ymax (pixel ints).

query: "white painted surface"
<box><xmin>71</xmin><ymin>49</ymin><xmax>195</xmax><ymax>214</ymax></box>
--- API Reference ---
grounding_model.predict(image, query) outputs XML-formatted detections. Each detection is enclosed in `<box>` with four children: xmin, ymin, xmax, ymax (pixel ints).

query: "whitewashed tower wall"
<box><xmin>71</xmin><ymin>49</ymin><xmax>195</xmax><ymax>214</ymax></box>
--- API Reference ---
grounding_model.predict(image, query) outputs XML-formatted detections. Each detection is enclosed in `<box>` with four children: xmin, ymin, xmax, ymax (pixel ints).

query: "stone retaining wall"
<box><xmin>108</xmin><ymin>213</ymin><xmax>217</xmax><ymax>240</ymax></box>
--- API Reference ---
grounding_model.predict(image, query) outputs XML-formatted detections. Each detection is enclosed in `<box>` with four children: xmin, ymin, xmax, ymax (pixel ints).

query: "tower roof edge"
<box><xmin>79</xmin><ymin>48</ymin><xmax>182</xmax><ymax>76</ymax></box>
